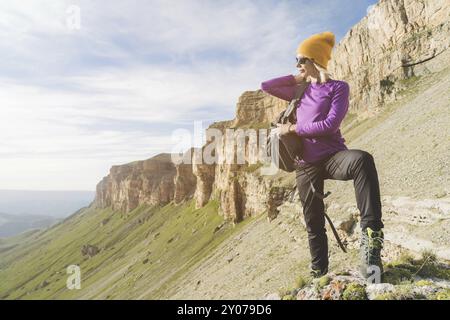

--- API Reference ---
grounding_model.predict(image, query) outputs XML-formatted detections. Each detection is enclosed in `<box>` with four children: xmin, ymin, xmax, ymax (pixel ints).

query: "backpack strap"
<box><xmin>281</xmin><ymin>81</ymin><xmax>309</xmax><ymax>124</ymax></box>
<box><xmin>324</xmin><ymin>212</ymin><xmax>347</xmax><ymax>253</ymax></box>
<box><xmin>293</xmin><ymin>82</ymin><xmax>307</xmax><ymax>101</ymax></box>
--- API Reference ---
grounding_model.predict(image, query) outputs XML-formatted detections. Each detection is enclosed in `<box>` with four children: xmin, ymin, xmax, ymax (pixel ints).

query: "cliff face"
<box><xmin>233</xmin><ymin>90</ymin><xmax>287</xmax><ymax>128</ymax></box>
<box><xmin>94</xmin><ymin>0</ymin><xmax>449</xmax><ymax>222</ymax></box>
<box><xmin>94</xmin><ymin>153</ymin><xmax>196</xmax><ymax>212</ymax></box>
<box><xmin>328</xmin><ymin>0</ymin><xmax>450</xmax><ymax>116</ymax></box>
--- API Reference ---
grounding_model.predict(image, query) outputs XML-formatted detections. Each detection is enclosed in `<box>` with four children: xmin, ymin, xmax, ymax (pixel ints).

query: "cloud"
<box><xmin>0</xmin><ymin>0</ymin><xmax>377</xmax><ymax>190</ymax></box>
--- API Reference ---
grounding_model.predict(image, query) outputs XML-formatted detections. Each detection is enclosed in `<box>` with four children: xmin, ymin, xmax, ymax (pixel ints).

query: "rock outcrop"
<box><xmin>328</xmin><ymin>0</ymin><xmax>450</xmax><ymax>116</ymax></box>
<box><xmin>173</xmin><ymin>149</ymin><xmax>197</xmax><ymax>204</ymax></box>
<box><xmin>233</xmin><ymin>90</ymin><xmax>287</xmax><ymax>128</ymax></box>
<box><xmin>192</xmin><ymin>161</ymin><xmax>215</xmax><ymax>208</ymax></box>
<box><xmin>267</xmin><ymin>250</ymin><xmax>450</xmax><ymax>300</ymax></box>
<box><xmin>94</xmin><ymin>153</ymin><xmax>196</xmax><ymax>212</ymax></box>
<box><xmin>81</xmin><ymin>244</ymin><xmax>100</xmax><ymax>258</ymax></box>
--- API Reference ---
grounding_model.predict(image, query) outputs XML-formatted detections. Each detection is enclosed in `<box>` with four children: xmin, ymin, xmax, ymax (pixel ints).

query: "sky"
<box><xmin>0</xmin><ymin>0</ymin><xmax>378</xmax><ymax>191</ymax></box>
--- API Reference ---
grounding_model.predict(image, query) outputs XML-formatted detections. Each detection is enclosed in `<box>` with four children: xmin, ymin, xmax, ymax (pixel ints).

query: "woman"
<box><xmin>261</xmin><ymin>31</ymin><xmax>384</xmax><ymax>281</ymax></box>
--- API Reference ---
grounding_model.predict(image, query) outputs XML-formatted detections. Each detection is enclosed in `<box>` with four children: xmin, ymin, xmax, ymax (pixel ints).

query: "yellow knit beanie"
<box><xmin>296</xmin><ymin>31</ymin><xmax>335</xmax><ymax>70</ymax></box>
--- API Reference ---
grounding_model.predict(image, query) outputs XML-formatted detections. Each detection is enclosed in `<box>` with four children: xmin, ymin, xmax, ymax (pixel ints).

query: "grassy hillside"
<box><xmin>0</xmin><ymin>199</ymin><xmax>253</xmax><ymax>299</ymax></box>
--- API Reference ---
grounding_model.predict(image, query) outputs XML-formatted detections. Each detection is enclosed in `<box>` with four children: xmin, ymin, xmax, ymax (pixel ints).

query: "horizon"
<box><xmin>0</xmin><ymin>189</ymin><xmax>95</xmax><ymax>217</ymax></box>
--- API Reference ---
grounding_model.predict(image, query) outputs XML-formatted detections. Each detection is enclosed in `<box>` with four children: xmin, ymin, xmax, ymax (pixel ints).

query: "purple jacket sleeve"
<box><xmin>260</xmin><ymin>75</ymin><xmax>297</xmax><ymax>101</ymax></box>
<box><xmin>296</xmin><ymin>81</ymin><xmax>350</xmax><ymax>137</ymax></box>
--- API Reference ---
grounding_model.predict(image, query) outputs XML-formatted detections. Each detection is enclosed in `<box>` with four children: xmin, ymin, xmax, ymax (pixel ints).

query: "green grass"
<box><xmin>382</xmin><ymin>250</ymin><xmax>450</xmax><ymax>286</ymax></box>
<box><xmin>317</xmin><ymin>275</ymin><xmax>331</xmax><ymax>289</ymax></box>
<box><xmin>374</xmin><ymin>285</ymin><xmax>427</xmax><ymax>300</ymax></box>
<box><xmin>342</xmin><ymin>283</ymin><xmax>367</xmax><ymax>300</ymax></box>
<box><xmin>0</xmin><ymin>199</ymin><xmax>252</xmax><ymax>299</ymax></box>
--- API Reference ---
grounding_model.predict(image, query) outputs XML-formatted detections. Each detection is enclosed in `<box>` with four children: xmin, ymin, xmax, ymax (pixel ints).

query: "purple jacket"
<box><xmin>261</xmin><ymin>74</ymin><xmax>349</xmax><ymax>164</ymax></box>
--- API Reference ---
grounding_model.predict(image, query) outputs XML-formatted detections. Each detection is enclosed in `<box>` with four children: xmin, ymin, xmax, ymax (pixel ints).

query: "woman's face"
<box><xmin>296</xmin><ymin>56</ymin><xmax>318</xmax><ymax>79</ymax></box>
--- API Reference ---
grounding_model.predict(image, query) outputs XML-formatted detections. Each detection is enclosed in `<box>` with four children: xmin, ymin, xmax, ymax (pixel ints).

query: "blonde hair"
<box><xmin>311</xmin><ymin>61</ymin><xmax>332</xmax><ymax>83</ymax></box>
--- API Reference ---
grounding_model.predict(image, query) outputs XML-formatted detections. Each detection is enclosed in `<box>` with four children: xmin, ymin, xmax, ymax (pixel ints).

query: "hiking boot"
<box><xmin>310</xmin><ymin>267</ymin><xmax>328</xmax><ymax>278</ymax></box>
<box><xmin>360</xmin><ymin>227</ymin><xmax>384</xmax><ymax>282</ymax></box>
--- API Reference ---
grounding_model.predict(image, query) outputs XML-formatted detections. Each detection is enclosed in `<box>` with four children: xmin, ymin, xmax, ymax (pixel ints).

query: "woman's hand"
<box><xmin>277</xmin><ymin>123</ymin><xmax>296</xmax><ymax>136</ymax></box>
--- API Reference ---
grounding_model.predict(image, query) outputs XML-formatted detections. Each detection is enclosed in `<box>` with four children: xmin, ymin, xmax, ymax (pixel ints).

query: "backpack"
<box><xmin>266</xmin><ymin>80</ymin><xmax>309</xmax><ymax>172</ymax></box>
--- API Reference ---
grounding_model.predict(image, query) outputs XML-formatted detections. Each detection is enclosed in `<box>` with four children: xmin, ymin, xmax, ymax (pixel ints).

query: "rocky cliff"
<box><xmin>94</xmin><ymin>152</ymin><xmax>196</xmax><ymax>212</ymax></box>
<box><xmin>94</xmin><ymin>0</ymin><xmax>449</xmax><ymax>225</ymax></box>
<box><xmin>329</xmin><ymin>0</ymin><xmax>450</xmax><ymax>117</ymax></box>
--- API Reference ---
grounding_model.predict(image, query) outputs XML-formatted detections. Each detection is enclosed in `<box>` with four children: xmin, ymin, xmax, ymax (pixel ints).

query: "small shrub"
<box><xmin>342</xmin><ymin>283</ymin><xmax>367</xmax><ymax>300</ymax></box>
<box><xmin>420</xmin><ymin>250</ymin><xmax>437</xmax><ymax>264</ymax></box>
<box><xmin>380</xmin><ymin>78</ymin><xmax>395</xmax><ymax>94</ymax></box>
<box><xmin>383</xmin><ymin>250</ymin><xmax>450</xmax><ymax>284</ymax></box>
<box><xmin>278</xmin><ymin>287</ymin><xmax>292</xmax><ymax>297</ymax></box>
<box><xmin>397</xmin><ymin>251</ymin><xmax>415</xmax><ymax>265</ymax></box>
<box><xmin>375</xmin><ymin>285</ymin><xmax>426</xmax><ymax>300</ymax></box>
<box><xmin>415</xmin><ymin>280</ymin><xmax>433</xmax><ymax>287</ymax></box>
<box><xmin>317</xmin><ymin>276</ymin><xmax>331</xmax><ymax>289</ymax></box>
<box><xmin>414</xmin><ymin>250</ymin><xmax>450</xmax><ymax>280</ymax></box>
<box><xmin>295</xmin><ymin>276</ymin><xmax>308</xmax><ymax>289</ymax></box>
<box><xmin>383</xmin><ymin>266</ymin><xmax>414</xmax><ymax>285</ymax></box>
<box><xmin>433</xmin><ymin>289</ymin><xmax>450</xmax><ymax>300</ymax></box>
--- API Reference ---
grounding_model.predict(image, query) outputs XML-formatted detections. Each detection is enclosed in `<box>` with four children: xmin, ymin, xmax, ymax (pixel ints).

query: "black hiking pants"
<box><xmin>295</xmin><ymin>149</ymin><xmax>384</xmax><ymax>272</ymax></box>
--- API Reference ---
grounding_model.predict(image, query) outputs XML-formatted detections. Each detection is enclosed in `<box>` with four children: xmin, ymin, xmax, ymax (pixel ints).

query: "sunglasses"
<box><xmin>296</xmin><ymin>56</ymin><xmax>311</xmax><ymax>65</ymax></box>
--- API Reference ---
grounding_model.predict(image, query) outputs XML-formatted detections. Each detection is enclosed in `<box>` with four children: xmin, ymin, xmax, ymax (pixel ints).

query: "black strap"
<box><xmin>324</xmin><ymin>212</ymin><xmax>347</xmax><ymax>253</ymax></box>
<box><xmin>294</xmin><ymin>83</ymin><xmax>306</xmax><ymax>99</ymax></box>
<box><xmin>280</xmin><ymin>82</ymin><xmax>309</xmax><ymax>124</ymax></box>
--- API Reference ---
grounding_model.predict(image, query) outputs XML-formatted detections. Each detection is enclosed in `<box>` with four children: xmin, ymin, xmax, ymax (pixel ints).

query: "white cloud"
<box><xmin>0</xmin><ymin>0</ymin><xmax>365</xmax><ymax>190</ymax></box>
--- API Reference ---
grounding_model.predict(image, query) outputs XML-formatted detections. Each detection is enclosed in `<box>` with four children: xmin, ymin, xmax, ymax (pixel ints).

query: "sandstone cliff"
<box><xmin>94</xmin><ymin>152</ymin><xmax>196</xmax><ymax>212</ymax></box>
<box><xmin>329</xmin><ymin>0</ymin><xmax>450</xmax><ymax>117</ymax></box>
